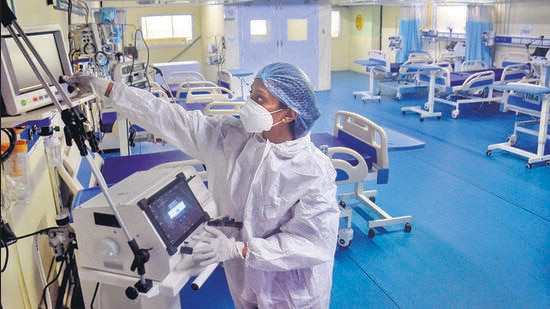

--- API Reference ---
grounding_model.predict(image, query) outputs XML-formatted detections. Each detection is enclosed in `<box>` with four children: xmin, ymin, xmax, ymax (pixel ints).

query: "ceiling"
<box><xmin>89</xmin><ymin>0</ymin><xmax>538</xmax><ymax>6</ymax></box>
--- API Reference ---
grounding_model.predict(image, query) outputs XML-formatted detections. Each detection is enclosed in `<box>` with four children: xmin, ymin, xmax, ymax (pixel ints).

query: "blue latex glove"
<box><xmin>193</xmin><ymin>225</ymin><xmax>244</xmax><ymax>266</ymax></box>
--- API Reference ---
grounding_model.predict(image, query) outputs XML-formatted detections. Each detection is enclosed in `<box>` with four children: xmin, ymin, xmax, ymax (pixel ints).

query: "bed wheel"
<box><xmin>339</xmin><ymin>200</ymin><xmax>347</xmax><ymax>208</ymax></box>
<box><xmin>402</xmin><ymin>110</ymin><xmax>406</xmax><ymax>115</ymax></box>
<box><xmin>338</xmin><ymin>228</ymin><xmax>353</xmax><ymax>248</ymax></box>
<box><xmin>338</xmin><ymin>239</ymin><xmax>352</xmax><ymax>248</ymax></box>
<box><xmin>404</xmin><ymin>223</ymin><xmax>412</xmax><ymax>233</ymax></box>
<box><xmin>419</xmin><ymin>117</ymin><xmax>424</xmax><ymax>122</ymax></box>
<box><xmin>506</xmin><ymin>134</ymin><xmax>517</xmax><ymax>146</ymax></box>
<box><xmin>451</xmin><ymin>110</ymin><xmax>459</xmax><ymax>119</ymax></box>
<box><xmin>526</xmin><ymin>163</ymin><xmax>532</xmax><ymax>169</ymax></box>
<box><xmin>486</xmin><ymin>150</ymin><xmax>492</xmax><ymax>156</ymax></box>
<box><xmin>369</xmin><ymin>196</ymin><xmax>376</xmax><ymax>203</ymax></box>
<box><xmin>368</xmin><ymin>228</ymin><xmax>376</xmax><ymax>239</ymax></box>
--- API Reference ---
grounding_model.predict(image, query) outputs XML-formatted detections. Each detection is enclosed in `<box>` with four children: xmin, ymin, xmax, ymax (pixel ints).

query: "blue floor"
<box><xmin>130</xmin><ymin>71</ymin><xmax>549</xmax><ymax>308</ymax></box>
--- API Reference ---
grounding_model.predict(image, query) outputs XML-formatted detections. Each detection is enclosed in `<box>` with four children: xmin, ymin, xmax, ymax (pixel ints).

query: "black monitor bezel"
<box><xmin>138</xmin><ymin>173</ymin><xmax>210</xmax><ymax>256</ymax></box>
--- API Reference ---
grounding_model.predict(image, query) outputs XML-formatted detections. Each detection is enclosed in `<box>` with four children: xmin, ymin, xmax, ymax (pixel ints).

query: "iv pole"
<box><xmin>0</xmin><ymin>0</ymin><xmax>153</xmax><ymax>298</ymax></box>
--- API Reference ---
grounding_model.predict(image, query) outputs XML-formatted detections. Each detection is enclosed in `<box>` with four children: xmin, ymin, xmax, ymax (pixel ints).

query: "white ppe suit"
<box><xmin>105</xmin><ymin>83</ymin><xmax>340</xmax><ymax>308</ymax></box>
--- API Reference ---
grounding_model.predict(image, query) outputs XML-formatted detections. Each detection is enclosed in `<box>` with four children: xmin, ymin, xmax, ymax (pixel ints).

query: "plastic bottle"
<box><xmin>44</xmin><ymin>135</ymin><xmax>62</xmax><ymax>167</ymax></box>
<box><xmin>1</xmin><ymin>140</ymin><xmax>31</xmax><ymax>205</ymax></box>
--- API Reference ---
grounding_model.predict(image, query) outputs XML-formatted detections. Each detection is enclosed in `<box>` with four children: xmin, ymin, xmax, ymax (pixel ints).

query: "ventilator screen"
<box><xmin>138</xmin><ymin>173</ymin><xmax>209</xmax><ymax>255</ymax></box>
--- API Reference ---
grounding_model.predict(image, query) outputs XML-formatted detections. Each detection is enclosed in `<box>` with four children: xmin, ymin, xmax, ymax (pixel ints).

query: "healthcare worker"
<box><xmin>64</xmin><ymin>62</ymin><xmax>340</xmax><ymax>308</ymax></box>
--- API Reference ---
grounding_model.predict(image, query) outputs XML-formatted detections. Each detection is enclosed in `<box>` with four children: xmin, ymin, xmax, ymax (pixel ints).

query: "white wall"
<box><xmin>331</xmin><ymin>7</ymin><xmax>351</xmax><ymax>71</ymax></box>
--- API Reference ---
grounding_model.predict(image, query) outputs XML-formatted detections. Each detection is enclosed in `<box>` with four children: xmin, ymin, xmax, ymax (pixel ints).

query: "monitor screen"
<box><xmin>1</xmin><ymin>24</ymin><xmax>72</xmax><ymax>115</ymax></box>
<box><xmin>532</xmin><ymin>47</ymin><xmax>549</xmax><ymax>57</ymax></box>
<box><xmin>447</xmin><ymin>41</ymin><xmax>458</xmax><ymax>50</ymax></box>
<box><xmin>4</xmin><ymin>33</ymin><xmax>65</xmax><ymax>94</ymax></box>
<box><xmin>138</xmin><ymin>173</ymin><xmax>209</xmax><ymax>255</ymax></box>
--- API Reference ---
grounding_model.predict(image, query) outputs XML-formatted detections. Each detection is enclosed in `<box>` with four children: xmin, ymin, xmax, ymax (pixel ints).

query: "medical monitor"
<box><xmin>72</xmin><ymin>165</ymin><xmax>213</xmax><ymax>280</ymax></box>
<box><xmin>446</xmin><ymin>41</ymin><xmax>458</xmax><ymax>51</ymax></box>
<box><xmin>1</xmin><ymin>24</ymin><xmax>73</xmax><ymax>116</ymax></box>
<box><xmin>138</xmin><ymin>173</ymin><xmax>210</xmax><ymax>255</ymax></box>
<box><xmin>531</xmin><ymin>47</ymin><xmax>549</xmax><ymax>58</ymax></box>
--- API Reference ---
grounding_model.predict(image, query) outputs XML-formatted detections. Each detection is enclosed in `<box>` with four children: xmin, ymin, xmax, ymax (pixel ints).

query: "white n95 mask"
<box><xmin>239</xmin><ymin>98</ymin><xmax>285</xmax><ymax>133</ymax></box>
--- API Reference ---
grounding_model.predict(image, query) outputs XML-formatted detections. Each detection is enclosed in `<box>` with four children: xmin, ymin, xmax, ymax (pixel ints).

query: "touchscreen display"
<box><xmin>138</xmin><ymin>173</ymin><xmax>209</xmax><ymax>255</ymax></box>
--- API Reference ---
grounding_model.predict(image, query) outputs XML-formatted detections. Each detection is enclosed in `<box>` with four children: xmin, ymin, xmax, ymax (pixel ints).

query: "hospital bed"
<box><xmin>353</xmin><ymin>50</ymin><xmax>425</xmax><ymax>102</ymax></box>
<box><xmin>431</xmin><ymin>67</ymin><xmax>496</xmax><ymax>119</ymax></box>
<box><xmin>311</xmin><ymin>111</ymin><xmax>413</xmax><ymax>246</ymax></box>
<box><xmin>376</xmin><ymin>51</ymin><xmax>434</xmax><ymax>100</ymax></box>
<box><xmin>460</xmin><ymin>59</ymin><xmax>530</xmax><ymax>83</ymax></box>
<box><xmin>486</xmin><ymin>82</ymin><xmax>550</xmax><ymax>168</ymax></box>
<box><xmin>361</xmin><ymin>49</ymin><xmax>395</xmax><ymax>79</ymax></box>
<box><xmin>166</xmin><ymin>70</ymin><xmax>206</xmax><ymax>96</ymax></box>
<box><xmin>217</xmin><ymin>69</ymin><xmax>232</xmax><ymax>90</ymax></box>
<box><xmin>436</xmin><ymin>52</ymin><xmax>461</xmax><ymax>71</ymax></box>
<box><xmin>167</xmin><ymin>70</ymin><xmax>235</xmax><ymax>105</ymax></box>
<box><xmin>423</xmin><ymin>62</ymin><xmax>530</xmax><ymax>118</ymax></box>
<box><xmin>174</xmin><ymin>80</ymin><xmax>236</xmax><ymax>104</ymax></box>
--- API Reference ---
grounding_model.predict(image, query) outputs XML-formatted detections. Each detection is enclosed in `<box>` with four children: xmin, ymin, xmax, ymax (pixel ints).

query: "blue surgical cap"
<box><xmin>255</xmin><ymin>62</ymin><xmax>320</xmax><ymax>138</ymax></box>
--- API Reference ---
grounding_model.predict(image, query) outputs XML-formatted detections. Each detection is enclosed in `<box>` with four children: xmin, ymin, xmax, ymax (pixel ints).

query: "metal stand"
<box><xmin>401</xmin><ymin>64</ymin><xmax>443</xmax><ymax>121</ymax></box>
<box><xmin>229</xmin><ymin>69</ymin><xmax>253</xmax><ymax>100</ymax></box>
<box><xmin>353</xmin><ymin>60</ymin><xmax>381</xmax><ymax>103</ymax></box>
<box><xmin>152</xmin><ymin>66</ymin><xmax>176</xmax><ymax>102</ymax></box>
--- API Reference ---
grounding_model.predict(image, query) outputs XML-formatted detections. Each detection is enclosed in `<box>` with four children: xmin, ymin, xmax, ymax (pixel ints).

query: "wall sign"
<box><xmin>355</xmin><ymin>14</ymin><xmax>364</xmax><ymax>31</ymax></box>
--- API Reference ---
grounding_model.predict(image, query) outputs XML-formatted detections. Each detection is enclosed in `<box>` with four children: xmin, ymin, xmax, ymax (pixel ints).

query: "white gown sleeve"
<box><xmin>105</xmin><ymin>82</ymin><xmax>219</xmax><ymax>160</ymax></box>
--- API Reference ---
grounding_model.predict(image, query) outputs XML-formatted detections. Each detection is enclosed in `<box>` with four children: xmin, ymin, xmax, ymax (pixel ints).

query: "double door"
<box><xmin>237</xmin><ymin>3</ymin><xmax>320</xmax><ymax>90</ymax></box>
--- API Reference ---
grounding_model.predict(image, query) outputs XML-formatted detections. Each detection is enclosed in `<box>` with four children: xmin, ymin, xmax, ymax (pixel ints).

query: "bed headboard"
<box><xmin>460</xmin><ymin>60</ymin><xmax>489</xmax><ymax>72</ymax></box>
<box><xmin>368</xmin><ymin>50</ymin><xmax>391</xmax><ymax>74</ymax></box>
<box><xmin>407</xmin><ymin>52</ymin><xmax>433</xmax><ymax>64</ymax></box>
<box><xmin>333</xmin><ymin>111</ymin><xmax>389</xmax><ymax>171</ymax></box>
<box><xmin>495</xmin><ymin>52</ymin><xmax>529</xmax><ymax>68</ymax></box>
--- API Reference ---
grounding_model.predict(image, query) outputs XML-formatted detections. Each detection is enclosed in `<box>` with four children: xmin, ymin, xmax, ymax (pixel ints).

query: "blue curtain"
<box><xmin>465</xmin><ymin>5</ymin><xmax>493</xmax><ymax>66</ymax></box>
<box><xmin>396</xmin><ymin>6</ymin><xmax>423</xmax><ymax>64</ymax></box>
